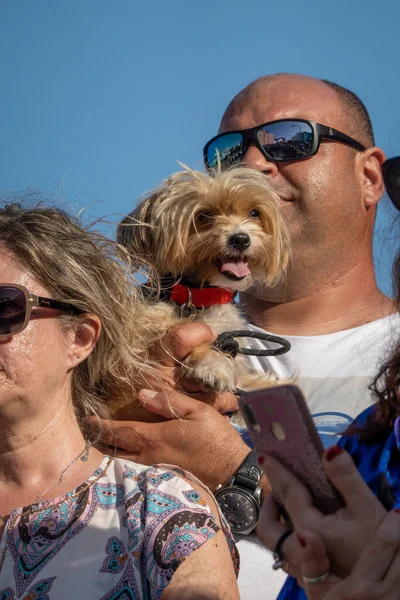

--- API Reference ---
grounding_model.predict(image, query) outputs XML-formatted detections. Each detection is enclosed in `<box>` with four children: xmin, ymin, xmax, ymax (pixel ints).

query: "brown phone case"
<box><xmin>239</xmin><ymin>384</ymin><xmax>344</xmax><ymax>514</ymax></box>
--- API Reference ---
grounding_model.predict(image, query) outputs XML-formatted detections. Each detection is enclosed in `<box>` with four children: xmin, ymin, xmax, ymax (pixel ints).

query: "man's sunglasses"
<box><xmin>383</xmin><ymin>156</ymin><xmax>400</xmax><ymax>210</ymax></box>
<box><xmin>0</xmin><ymin>284</ymin><xmax>84</xmax><ymax>337</ymax></box>
<box><xmin>203</xmin><ymin>118</ymin><xmax>366</xmax><ymax>170</ymax></box>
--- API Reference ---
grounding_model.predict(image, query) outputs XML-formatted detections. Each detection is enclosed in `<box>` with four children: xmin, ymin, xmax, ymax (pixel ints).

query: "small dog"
<box><xmin>118</xmin><ymin>166</ymin><xmax>290</xmax><ymax>400</ymax></box>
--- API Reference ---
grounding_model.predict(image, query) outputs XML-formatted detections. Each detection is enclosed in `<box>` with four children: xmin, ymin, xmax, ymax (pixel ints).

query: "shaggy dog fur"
<box><xmin>116</xmin><ymin>167</ymin><xmax>290</xmax><ymax>416</ymax></box>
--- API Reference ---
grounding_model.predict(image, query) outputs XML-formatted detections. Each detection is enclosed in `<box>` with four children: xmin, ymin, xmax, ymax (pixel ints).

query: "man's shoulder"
<box><xmin>355</xmin><ymin>311</ymin><xmax>400</xmax><ymax>334</ymax></box>
<box><xmin>246</xmin><ymin>313</ymin><xmax>399</xmax><ymax>364</ymax></box>
<box><xmin>244</xmin><ymin>313</ymin><xmax>399</xmax><ymax>409</ymax></box>
<box><xmin>246</xmin><ymin>311</ymin><xmax>400</xmax><ymax>339</ymax></box>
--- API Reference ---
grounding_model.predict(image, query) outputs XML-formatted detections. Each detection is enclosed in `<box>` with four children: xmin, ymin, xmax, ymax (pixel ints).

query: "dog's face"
<box><xmin>119</xmin><ymin>168</ymin><xmax>290</xmax><ymax>291</ymax></box>
<box><xmin>182</xmin><ymin>191</ymin><xmax>289</xmax><ymax>291</ymax></box>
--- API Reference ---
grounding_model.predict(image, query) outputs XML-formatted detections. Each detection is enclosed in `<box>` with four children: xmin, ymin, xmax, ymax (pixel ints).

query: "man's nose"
<box><xmin>242</xmin><ymin>144</ymin><xmax>279</xmax><ymax>175</ymax></box>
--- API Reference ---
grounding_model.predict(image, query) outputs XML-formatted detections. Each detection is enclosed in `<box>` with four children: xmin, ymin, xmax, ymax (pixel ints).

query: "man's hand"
<box><xmin>93</xmin><ymin>387</ymin><xmax>250</xmax><ymax>491</ymax></box>
<box><xmin>142</xmin><ymin>322</ymin><xmax>239</xmax><ymax>414</ymax></box>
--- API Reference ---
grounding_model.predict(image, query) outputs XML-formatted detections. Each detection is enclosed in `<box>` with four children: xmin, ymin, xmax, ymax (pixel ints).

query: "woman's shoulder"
<box><xmin>100</xmin><ymin>457</ymin><xmax>222</xmax><ymax>519</ymax></box>
<box><xmin>338</xmin><ymin>404</ymin><xmax>394</xmax><ymax>453</ymax></box>
<box><xmin>103</xmin><ymin>457</ymin><xmax>239</xmax><ymax>569</ymax></box>
<box><xmin>106</xmin><ymin>458</ymin><xmax>211</xmax><ymax>496</ymax></box>
<box><xmin>338</xmin><ymin>407</ymin><xmax>400</xmax><ymax>510</ymax></box>
<box><xmin>109</xmin><ymin>457</ymin><xmax>193</xmax><ymax>480</ymax></box>
<box><xmin>338</xmin><ymin>405</ymin><xmax>375</xmax><ymax>453</ymax></box>
<box><xmin>100</xmin><ymin>457</ymin><xmax>239</xmax><ymax>578</ymax></box>
<box><xmin>106</xmin><ymin>458</ymin><xmax>217</xmax><ymax>518</ymax></box>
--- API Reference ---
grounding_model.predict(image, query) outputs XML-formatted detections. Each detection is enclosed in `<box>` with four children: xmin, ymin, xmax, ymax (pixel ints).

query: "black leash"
<box><xmin>214</xmin><ymin>329</ymin><xmax>291</xmax><ymax>359</ymax></box>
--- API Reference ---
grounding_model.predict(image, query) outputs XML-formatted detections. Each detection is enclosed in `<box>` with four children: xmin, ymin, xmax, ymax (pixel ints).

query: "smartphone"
<box><xmin>239</xmin><ymin>384</ymin><xmax>344</xmax><ymax>514</ymax></box>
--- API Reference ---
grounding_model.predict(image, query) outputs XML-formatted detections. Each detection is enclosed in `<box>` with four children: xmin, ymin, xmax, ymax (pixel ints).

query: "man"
<box><xmin>100</xmin><ymin>74</ymin><xmax>398</xmax><ymax>599</ymax></box>
<box><xmin>209</xmin><ymin>73</ymin><xmax>395</xmax><ymax>444</ymax></box>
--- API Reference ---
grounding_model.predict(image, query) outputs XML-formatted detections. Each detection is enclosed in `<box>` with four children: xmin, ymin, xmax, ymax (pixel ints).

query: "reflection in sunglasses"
<box><xmin>204</xmin><ymin>118</ymin><xmax>364</xmax><ymax>170</ymax></box>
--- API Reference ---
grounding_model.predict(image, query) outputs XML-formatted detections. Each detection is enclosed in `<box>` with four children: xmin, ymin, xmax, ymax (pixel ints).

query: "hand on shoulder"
<box><xmin>91</xmin><ymin>386</ymin><xmax>250</xmax><ymax>491</ymax></box>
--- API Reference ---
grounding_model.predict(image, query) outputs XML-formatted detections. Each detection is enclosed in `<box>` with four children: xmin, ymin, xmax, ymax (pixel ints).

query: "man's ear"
<box><xmin>358</xmin><ymin>146</ymin><xmax>386</xmax><ymax>208</ymax></box>
<box><xmin>67</xmin><ymin>314</ymin><xmax>102</xmax><ymax>369</ymax></box>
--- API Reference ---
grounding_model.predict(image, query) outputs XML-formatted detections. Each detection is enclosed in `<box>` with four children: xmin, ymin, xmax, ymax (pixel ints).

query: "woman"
<box><xmin>257</xmin><ymin>158</ymin><xmax>400</xmax><ymax>599</ymax></box>
<box><xmin>0</xmin><ymin>203</ymin><xmax>239</xmax><ymax>599</ymax></box>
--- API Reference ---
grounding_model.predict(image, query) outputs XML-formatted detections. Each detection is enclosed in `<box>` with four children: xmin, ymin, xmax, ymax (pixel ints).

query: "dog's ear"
<box><xmin>117</xmin><ymin>193</ymin><xmax>157</xmax><ymax>265</ymax></box>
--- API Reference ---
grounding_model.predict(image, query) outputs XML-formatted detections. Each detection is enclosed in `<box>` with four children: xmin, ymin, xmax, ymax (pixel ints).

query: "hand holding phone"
<box><xmin>239</xmin><ymin>384</ymin><xmax>344</xmax><ymax>514</ymax></box>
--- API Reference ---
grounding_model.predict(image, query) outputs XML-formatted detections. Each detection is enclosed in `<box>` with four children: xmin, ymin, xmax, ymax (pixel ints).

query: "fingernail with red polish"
<box><xmin>257</xmin><ymin>455</ymin><xmax>265</xmax><ymax>466</ymax></box>
<box><xmin>297</xmin><ymin>534</ymin><xmax>306</xmax><ymax>548</ymax></box>
<box><xmin>325</xmin><ymin>445</ymin><xmax>344</xmax><ymax>462</ymax></box>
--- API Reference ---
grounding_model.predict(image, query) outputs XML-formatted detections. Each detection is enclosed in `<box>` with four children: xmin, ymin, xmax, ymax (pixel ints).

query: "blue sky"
<box><xmin>0</xmin><ymin>0</ymin><xmax>399</xmax><ymax>294</ymax></box>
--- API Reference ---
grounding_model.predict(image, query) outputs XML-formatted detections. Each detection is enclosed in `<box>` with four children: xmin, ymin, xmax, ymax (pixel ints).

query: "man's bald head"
<box><xmin>220</xmin><ymin>73</ymin><xmax>374</xmax><ymax>148</ymax></box>
<box><xmin>214</xmin><ymin>72</ymin><xmax>385</xmax><ymax>295</ymax></box>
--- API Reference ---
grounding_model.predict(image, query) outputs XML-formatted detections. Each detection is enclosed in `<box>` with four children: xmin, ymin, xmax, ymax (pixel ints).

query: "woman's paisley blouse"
<box><xmin>0</xmin><ymin>456</ymin><xmax>239</xmax><ymax>599</ymax></box>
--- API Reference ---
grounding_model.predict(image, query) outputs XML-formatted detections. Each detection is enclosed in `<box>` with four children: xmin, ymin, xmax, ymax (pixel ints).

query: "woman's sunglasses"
<box><xmin>0</xmin><ymin>283</ymin><xmax>84</xmax><ymax>337</ymax></box>
<box><xmin>203</xmin><ymin>118</ymin><xmax>366</xmax><ymax>170</ymax></box>
<box><xmin>383</xmin><ymin>156</ymin><xmax>400</xmax><ymax>210</ymax></box>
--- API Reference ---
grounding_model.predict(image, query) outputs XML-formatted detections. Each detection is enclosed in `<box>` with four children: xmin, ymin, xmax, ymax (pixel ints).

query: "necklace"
<box><xmin>0</xmin><ymin>454</ymin><xmax>112</xmax><ymax>576</ymax></box>
<box><xmin>0</xmin><ymin>439</ymin><xmax>91</xmax><ymax>523</ymax></box>
<box><xmin>34</xmin><ymin>439</ymin><xmax>91</xmax><ymax>503</ymax></box>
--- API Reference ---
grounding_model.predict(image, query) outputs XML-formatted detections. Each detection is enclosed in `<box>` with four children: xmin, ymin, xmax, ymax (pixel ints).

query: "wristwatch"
<box><xmin>215</xmin><ymin>449</ymin><xmax>263</xmax><ymax>535</ymax></box>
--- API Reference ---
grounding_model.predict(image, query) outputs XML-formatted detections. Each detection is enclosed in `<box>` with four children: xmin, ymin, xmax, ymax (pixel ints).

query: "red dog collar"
<box><xmin>170</xmin><ymin>282</ymin><xmax>234</xmax><ymax>307</ymax></box>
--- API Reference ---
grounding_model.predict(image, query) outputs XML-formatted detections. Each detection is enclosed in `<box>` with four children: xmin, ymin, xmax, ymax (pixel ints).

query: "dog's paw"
<box><xmin>182</xmin><ymin>346</ymin><xmax>237</xmax><ymax>392</ymax></box>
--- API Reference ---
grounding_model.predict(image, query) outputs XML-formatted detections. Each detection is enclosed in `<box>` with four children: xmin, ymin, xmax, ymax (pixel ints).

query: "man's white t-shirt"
<box><xmin>235</xmin><ymin>313</ymin><xmax>400</xmax><ymax>600</ymax></box>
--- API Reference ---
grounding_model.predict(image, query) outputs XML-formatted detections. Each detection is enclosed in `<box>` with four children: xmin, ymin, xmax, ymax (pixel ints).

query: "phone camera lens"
<box><xmin>271</xmin><ymin>422</ymin><xmax>286</xmax><ymax>441</ymax></box>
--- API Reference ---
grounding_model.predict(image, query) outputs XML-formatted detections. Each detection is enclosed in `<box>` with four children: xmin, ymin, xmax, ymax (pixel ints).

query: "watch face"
<box><xmin>216</xmin><ymin>487</ymin><xmax>259</xmax><ymax>534</ymax></box>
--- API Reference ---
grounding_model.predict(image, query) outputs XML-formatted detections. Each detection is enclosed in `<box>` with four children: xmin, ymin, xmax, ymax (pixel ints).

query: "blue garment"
<box><xmin>277</xmin><ymin>406</ymin><xmax>400</xmax><ymax>600</ymax></box>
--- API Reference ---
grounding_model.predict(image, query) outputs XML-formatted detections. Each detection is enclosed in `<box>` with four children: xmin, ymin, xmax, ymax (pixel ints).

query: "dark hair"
<box><xmin>351</xmin><ymin>251</ymin><xmax>400</xmax><ymax>441</ymax></box>
<box><xmin>322</xmin><ymin>79</ymin><xmax>375</xmax><ymax>147</ymax></box>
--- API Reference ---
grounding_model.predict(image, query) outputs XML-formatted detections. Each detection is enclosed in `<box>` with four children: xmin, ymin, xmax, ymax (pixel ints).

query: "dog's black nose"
<box><xmin>228</xmin><ymin>233</ymin><xmax>251</xmax><ymax>251</ymax></box>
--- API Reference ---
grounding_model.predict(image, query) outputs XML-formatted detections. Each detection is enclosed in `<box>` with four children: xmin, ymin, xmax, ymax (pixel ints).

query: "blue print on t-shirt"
<box><xmin>312</xmin><ymin>412</ymin><xmax>353</xmax><ymax>448</ymax></box>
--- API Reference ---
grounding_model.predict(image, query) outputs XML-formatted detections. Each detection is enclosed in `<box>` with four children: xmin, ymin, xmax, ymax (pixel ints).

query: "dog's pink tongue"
<box><xmin>220</xmin><ymin>260</ymin><xmax>251</xmax><ymax>277</ymax></box>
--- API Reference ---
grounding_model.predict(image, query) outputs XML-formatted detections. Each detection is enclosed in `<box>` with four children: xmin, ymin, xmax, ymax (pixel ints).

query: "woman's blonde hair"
<box><xmin>0</xmin><ymin>202</ymin><xmax>148</xmax><ymax>433</ymax></box>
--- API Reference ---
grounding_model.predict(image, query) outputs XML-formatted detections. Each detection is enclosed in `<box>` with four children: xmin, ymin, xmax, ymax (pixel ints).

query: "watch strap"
<box><xmin>215</xmin><ymin>449</ymin><xmax>263</xmax><ymax>535</ymax></box>
<box><xmin>232</xmin><ymin>449</ymin><xmax>262</xmax><ymax>493</ymax></box>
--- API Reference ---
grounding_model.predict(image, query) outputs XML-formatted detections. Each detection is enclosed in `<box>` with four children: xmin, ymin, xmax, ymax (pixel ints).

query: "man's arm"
<box><xmin>93</xmin><ymin>322</ymin><xmax>271</xmax><ymax>497</ymax></box>
<box><xmin>97</xmin><ymin>387</ymin><xmax>251</xmax><ymax>491</ymax></box>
